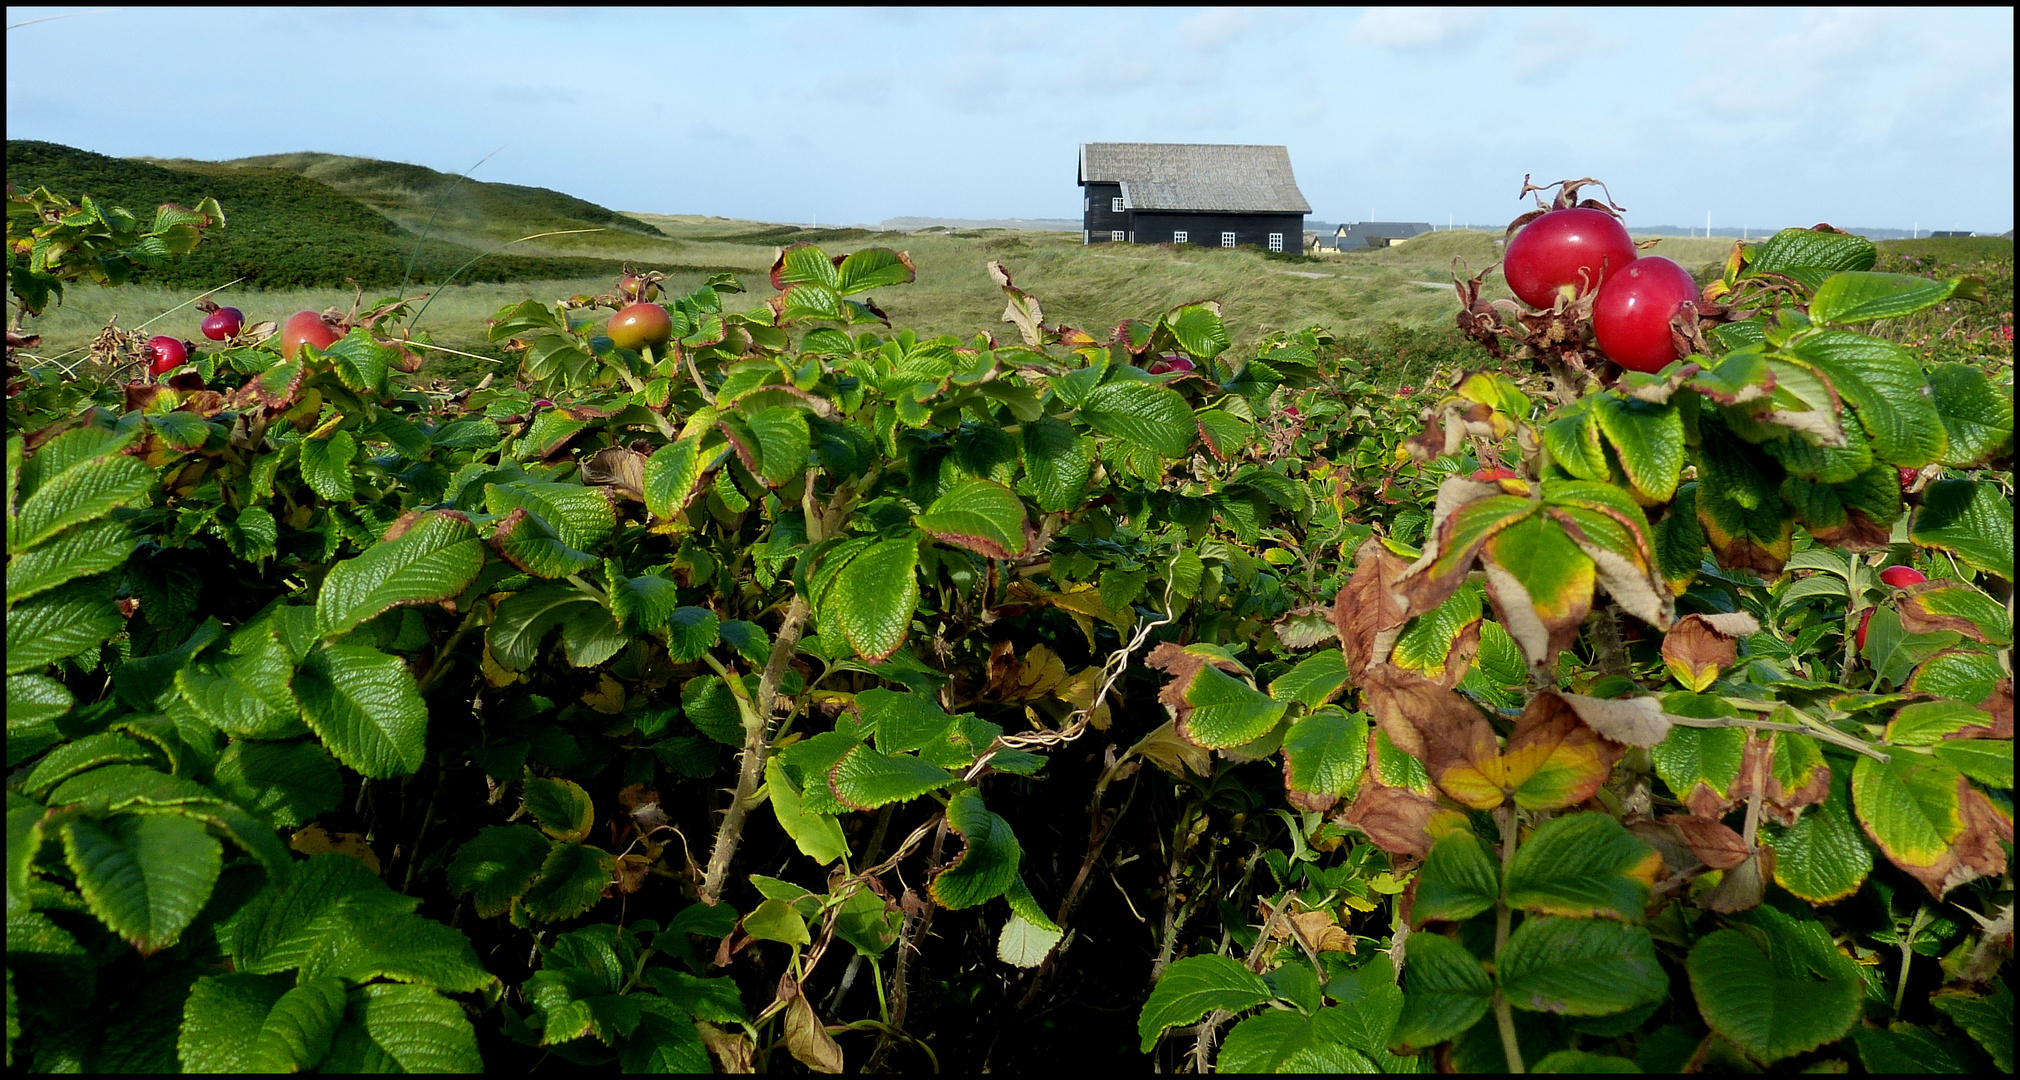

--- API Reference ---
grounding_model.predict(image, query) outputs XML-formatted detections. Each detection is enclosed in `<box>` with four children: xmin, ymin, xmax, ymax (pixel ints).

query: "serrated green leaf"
<box><xmin>1912</xmin><ymin>480</ymin><xmax>2013</xmax><ymax>580</ymax></box>
<box><xmin>1218</xmin><ymin>1008</ymin><xmax>1378</xmax><ymax>1073</ymax></box>
<box><xmin>246</xmin><ymin>976</ymin><xmax>348</xmax><ymax>1073</ymax></box>
<box><xmin>1503</xmin><ymin>812</ymin><xmax>1661</xmax><ymax>921</ymax></box>
<box><xmin>829</xmin><ymin>744</ymin><xmax>950</xmax><ymax>811</ymax></box>
<box><xmin>487</xmin><ymin>583</ymin><xmax>593</xmax><ymax>672</ymax></box>
<box><xmin>642</xmin><ymin>433</ymin><xmax>719</xmax><ymax>522</ymax></box>
<box><xmin>1592</xmin><ymin>394</ymin><xmax>1684</xmax><ymax>502</ymax></box>
<box><xmin>178</xmin><ymin>973</ymin><xmax>291</xmax><ymax>1072</ymax></box>
<box><xmin>744</xmin><ymin>405</ymin><xmax>811</xmax><ymax>485</ymax></box>
<box><xmin>486</xmin><ymin>480</ymin><xmax>613</xmax><ymax>556</ymax></box>
<box><xmin>523</xmin><ymin>777</ymin><xmax>595</xmax><ymax>843</ymax></box>
<box><xmin>6</xmin><ymin>517</ymin><xmax>136</xmax><ymax>605</ymax></box>
<box><xmin>742</xmin><ymin>896</ymin><xmax>810</xmax><ymax>946</ymax></box>
<box><xmin>1931</xmin><ymin>980</ymin><xmax>2012</xmax><ymax>1072</ymax></box>
<box><xmin>1742</xmin><ymin>228</ymin><xmax>1876</xmax><ymax>290</ymax></box>
<box><xmin>1766</xmin><ymin>769</ymin><xmax>1872</xmax><ymax>903</ymax></box>
<box><xmin>1684</xmin><ymin>907</ymin><xmax>1861</xmax><ymax>1064</ymax></box>
<box><xmin>1391</xmin><ymin>931</ymin><xmax>1492</xmax><ymax>1052</ymax></box>
<box><xmin>298</xmin><ymin>431</ymin><xmax>358</xmax><ymax>503</ymax></box>
<box><xmin>5</xmin><ymin>575</ymin><xmax>122</xmax><ymax>675</ymax></box>
<box><xmin>320</xmin><ymin>984</ymin><xmax>483</xmax><ymax>1073</ymax></box>
<box><xmin>620</xmin><ymin>1000</ymin><xmax>712</xmax><ymax>1072</ymax></box>
<box><xmin>1270</xmin><ymin>649</ymin><xmax>1350</xmax><ymax>707</ymax></box>
<box><xmin>61</xmin><ymin>813</ymin><xmax>220</xmax><ymax>954</ymax></box>
<box><xmin>315</xmin><ymin>512</ymin><xmax>484</xmax><ymax>640</ymax></box>
<box><xmin>1159</xmin><ymin>301</ymin><xmax>1230</xmax><ymax>359</ymax></box>
<box><xmin>1531</xmin><ymin>1050</ymin><xmax>1643</xmax><ymax>1072</ymax></box>
<box><xmin>764</xmin><ymin>759</ymin><xmax>850</xmax><ymax>866</ymax></box>
<box><xmin>1930</xmin><ymin>739</ymin><xmax>2013</xmax><ymax>789</ymax></box>
<box><xmin>1927</xmin><ymin>363</ymin><xmax>2014</xmax><ymax>468</ymax></box>
<box><xmin>1887</xmin><ymin>700</ymin><xmax>1993</xmax><ymax>746</ymax></box>
<box><xmin>1412</xmin><ymin>829</ymin><xmax>1499</xmax><ymax>926</ymax></box>
<box><xmin>1650</xmin><ymin>707</ymin><xmax>1745</xmax><ymax>817</ymax></box>
<box><xmin>1179</xmin><ymin>664</ymin><xmax>1288</xmax><ymax>749</ymax></box>
<box><xmin>1810</xmin><ymin>271</ymin><xmax>1984</xmax><ymax>326</ymax></box>
<box><xmin>447</xmin><ymin>824</ymin><xmax>550</xmax><ymax>919</ymax></box>
<box><xmin>20</xmin><ymin>733</ymin><xmax>160</xmax><ymax>800</ymax></box>
<box><xmin>1788</xmin><ymin>331</ymin><xmax>1946</xmax><ymax>467</ymax></box>
<box><xmin>12</xmin><ymin>451</ymin><xmax>151</xmax><ymax>552</ymax></box>
<box><xmin>1136</xmin><ymin>954</ymin><xmax>1272</xmax><ymax>1053</ymax></box>
<box><xmin>915</xmin><ymin>477</ymin><xmax>1029</xmax><ymax>559</ymax></box>
<box><xmin>211</xmin><ymin>739</ymin><xmax>341</xmax><ymax>830</ymax></box>
<box><xmin>1499</xmin><ymin>917</ymin><xmax>1665</xmax><ymax>1016</ymax></box>
<box><xmin>1079</xmin><ymin>380</ymin><xmax>1195</xmax><ymax>458</ymax></box>
<box><xmin>1019</xmin><ymin>416</ymin><xmax>1093</xmax><ymax>512</ymax></box>
<box><xmin>322</xmin><ymin>333</ymin><xmax>395</xmax><ymax>395</ymax></box>
<box><xmin>177</xmin><ymin>621</ymin><xmax>304</xmax><ymax>738</ymax></box>
<box><xmin>292</xmin><ymin>642</ymin><xmax>428</xmax><ymax>779</ymax></box>
<box><xmin>929</xmin><ymin>789</ymin><xmax>1021</xmax><ymax>909</ymax></box>
<box><xmin>1280</xmin><ymin>709</ymin><xmax>1368</xmax><ymax>811</ymax></box>
<box><xmin>833</xmin><ymin>536</ymin><xmax>919</xmax><ymax>660</ymax></box>
<box><xmin>522</xmin><ymin>843</ymin><xmax>614</xmax><ymax>922</ymax></box>
<box><xmin>488</xmin><ymin>506</ymin><xmax>596</xmax><ymax>579</ymax></box>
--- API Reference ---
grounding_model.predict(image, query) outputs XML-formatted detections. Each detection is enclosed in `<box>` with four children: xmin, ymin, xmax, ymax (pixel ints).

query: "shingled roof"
<box><xmin>1079</xmin><ymin>143</ymin><xmax>1312</xmax><ymax>215</ymax></box>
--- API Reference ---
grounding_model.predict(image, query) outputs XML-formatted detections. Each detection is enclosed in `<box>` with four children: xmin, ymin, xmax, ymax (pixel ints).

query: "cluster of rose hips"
<box><xmin>1501</xmin><ymin>205</ymin><xmax>1700</xmax><ymax>374</ymax></box>
<box><xmin>143</xmin><ymin>305</ymin><xmax>355</xmax><ymax>379</ymax></box>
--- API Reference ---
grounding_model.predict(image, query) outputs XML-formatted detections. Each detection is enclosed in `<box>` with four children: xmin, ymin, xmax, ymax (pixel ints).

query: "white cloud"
<box><xmin>1178</xmin><ymin>6</ymin><xmax>1309</xmax><ymax>48</ymax></box>
<box><xmin>1351</xmin><ymin>7</ymin><xmax>1489</xmax><ymax>51</ymax></box>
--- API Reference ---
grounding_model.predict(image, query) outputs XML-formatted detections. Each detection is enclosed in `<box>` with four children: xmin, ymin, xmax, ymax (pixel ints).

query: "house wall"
<box><xmin>1081</xmin><ymin>182</ymin><xmax>1127</xmax><ymax>242</ymax></box>
<box><xmin>1126</xmin><ymin>212</ymin><xmax>1306</xmax><ymax>250</ymax></box>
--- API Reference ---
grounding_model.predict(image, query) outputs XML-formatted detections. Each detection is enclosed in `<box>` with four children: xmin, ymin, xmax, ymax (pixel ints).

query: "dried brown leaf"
<box><xmin>1331</xmin><ymin>539</ymin><xmax>1412</xmax><ymax>677</ymax></box>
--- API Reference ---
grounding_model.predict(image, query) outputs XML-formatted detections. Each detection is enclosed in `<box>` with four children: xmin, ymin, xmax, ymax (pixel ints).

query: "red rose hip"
<box><xmin>200</xmin><ymin>306</ymin><xmax>245</xmax><ymax>341</ymax></box>
<box><xmin>607</xmin><ymin>303</ymin><xmax>673</xmax><ymax>352</ymax></box>
<box><xmin>1503</xmin><ymin>207</ymin><xmax>1638</xmax><ymax>309</ymax></box>
<box><xmin>146</xmin><ymin>336</ymin><xmax>188</xmax><ymax>375</ymax></box>
<box><xmin>1593</xmin><ymin>256</ymin><xmax>1700</xmax><ymax>373</ymax></box>
<box><xmin>1879</xmin><ymin>566</ymin><xmax>1927</xmax><ymax>588</ymax></box>
<box><xmin>280</xmin><ymin>310</ymin><xmax>343</xmax><ymax>360</ymax></box>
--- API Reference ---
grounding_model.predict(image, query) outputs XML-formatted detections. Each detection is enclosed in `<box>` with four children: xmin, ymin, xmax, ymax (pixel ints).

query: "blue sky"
<box><xmin>6</xmin><ymin>6</ymin><xmax>2012</xmax><ymax>232</ymax></box>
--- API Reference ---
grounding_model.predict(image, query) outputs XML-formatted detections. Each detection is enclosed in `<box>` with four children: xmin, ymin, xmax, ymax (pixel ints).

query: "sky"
<box><xmin>6</xmin><ymin>6</ymin><xmax>2013</xmax><ymax>233</ymax></box>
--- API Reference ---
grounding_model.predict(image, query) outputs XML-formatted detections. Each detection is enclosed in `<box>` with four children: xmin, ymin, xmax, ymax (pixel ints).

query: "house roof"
<box><xmin>1079</xmin><ymin>143</ymin><xmax>1312</xmax><ymax>214</ymax></box>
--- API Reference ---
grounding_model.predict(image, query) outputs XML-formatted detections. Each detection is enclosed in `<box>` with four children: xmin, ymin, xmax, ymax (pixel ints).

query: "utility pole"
<box><xmin>1707</xmin><ymin>211</ymin><xmax>1712</xmax><ymax>238</ymax></box>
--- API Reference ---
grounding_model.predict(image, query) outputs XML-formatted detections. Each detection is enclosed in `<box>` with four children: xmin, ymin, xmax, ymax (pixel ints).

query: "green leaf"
<box><xmin>292</xmin><ymin>642</ymin><xmax>429</xmax><ymax>779</ymax></box>
<box><xmin>322</xmin><ymin>333</ymin><xmax>395</xmax><ymax>395</ymax></box>
<box><xmin>1853</xmin><ymin>1022</ymin><xmax>1976</xmax><ymax>1074</ymax></box>
<box><xmin>1079</xmin><ymin>381</ymin><xmax>1196</xmax><ymax>458</ymax></box>
<box><xmin>5</xmin><ymin>576</ymin><xmax>123</xmax><ymax>675</ymax></box>
<box><xmin>60</xmin><ymin>812</ymin><xmax>220</xmax><ymax>954</ymax></box>
<box><xmin>320</xmin><ymin>984</ymin><xmax>483</xmax><ymax>1074</ymax></box>
<box><xmin>620</xmin><ymin>1000</ymin><xmax>712</xmax><ymax>1073</ymax></box>
<box><xmin>1270</xmin><ymin>650</ymin><xmax>1351</xmax><ymax>708</ymax></box>
<box><xmin>1650</xmin><ymin>710</ymin><xmax>1745</xmax><ymax>818</ymax></box>
<box><xmin>1809</xmin><ymin>271</ymin><xmax>1985</xmax><ymax>326</ymax></box>
<box><xmin>642</xmin><ymin>433</ymin><xmax>720</xmax><ymax>521</ymax></box>
<box><xmin>487</xmin><ymin>583</ymin><xmax>593</xmax><ymax>672</ymax></box>
<box><xmin>832</xmin><ymin>536</ymin><xmax>920</xmax><ymax>660</ymax></box>
<box><xmin>1766</xmin><ymin>770</ymin><xmax>1872</xmax><ymax>903</ymax></box>
<box><xmin>447</xmin><ymin>824</ymin><xmax>551</xmax><ymax>918</ymax></box>
<box><xmin>314</xmin><ymin>511</ymin><xmax>485</xmax><ymax>639</ymax></box>
<box><xmin>1321</xmin><ymin>955</ymin><xmax>1408</xmax><ymax>1062</ymax></box>
<box><xmin>211</xmin><ymin>739</ymin><xmax>341</xmax><ymax>830</ymax></box>
<box><xmin>1887</xmin><ymin>700</ymin><xmax>1993</xmax><ymax>746</ymax></box>
<box><xmin>1931</xmin><ymin>980</ymin><xmax>2012</xmax><ymax>1072</ymax></box>
<box><xmin>488</xmin><ymin>507</ymin><xmax>596</xmax><ymax>579</ymax></box>
<box><xmin>1693</xmin><ymin>426</ymin><xmax>1794</xmax><ymax>576</ymax></box>
<box><xmin>1499</xmin><ymin>917</ymin><xmax>1665</xmax><ymax>1016</ymax></box>
<box><xmin>523</xmin><ymin>777</ymin><xmax>595</xmax><ymax>844</ymax></box>
<box><xmin>1592</xmin><ymin>394</ymin><xmax>1685</xmax><ymax>502</ymax></box>
<box><xmin>1411</xmin><ymin>829</ymin><xmax>1499</xmax><ymax>926</ymax></box>
<box><xmin>1179</xmin><ymin>664</ymin><xmax>1289</xmax><ymax>749</ymax></box>
<box><xmin>177</xmin><ymin>621</ymin><xmax>304</xmax><ymax>738</ymax></box>
<box><xmin>246</xmin><ymin>976</ymin><xmax>348</xmax><ymax>1073</ymax></box>
<box><xmin>1159</xmin><ymin>301</ymin><xmax>1230</xmax><ymax>359</ymax></box>
<box><xmin>1393</xmin><ymin>584</ymin><xmax>1483</xmax><ymax>680</ymax></box>
<box><xmin>1217</xmin><ymin>1008</ymin><xmax>1378</xmax><ymax>1073</ymax></box>
<box><xmin>12</xmin><ymin>451</ymin><xmax>151</xmax><ymax>551</ymax></box>
<box><xmin>179</xmin><ymin>973</ymin><xmax>291</xmax><ymax>1072</ymax></box>
<box><xmin>1851</xmin><ymin>752</ymin><xmax>1983</xmax><ymax>893</ymax></box>
<box><xmin>929</xmin><ymin>789</ymin><xmax>1021</xmax><ymax>910</ymax></box>
<box><xmin>1503</xmin><ymin>812</ymin><xmax>1661</xmax><ymax>921</ymax></box>
<box><xmin>1136</xmin><ymin>954</ymin><xmax>1271</xmax><ymax>1053</ymax></box>
<box><xmin>742</xmin><ymin>897</ymin><xmax>809</xmax><ymax>946</ymax></box>
<box><xmin>828</xmin><ymin>744</ymin><xmax>950</xmax><ymax>810</ymax></box>
<box><xmin>915</xmin><ymin>478</ymin><xmax>1029</xmax><ymax>559</ymax></box>
<box><xmin>20</xmin><ymin>732</ymin><xmax>160</xmax><ymax>799</ymax></box>
<box><xmin>1930</xmin><ymin>739</ymin><xmax>2013</xmax><ymax>789</ymax></box>
<box><xmin>1911</xmin><ymin>480</ymin><xmax>2013</xmax><ymax>580</ymax></box>
<box><xmin>1742</xmin><ymin>228</ymin><xmax>1876</xmax><ymax>290</ymax></box>
<box><xmin>522</xmin><ymin>843</ymin><xmax>614</xmax><ymax>922</ymax></box>
<box><xmin>1391</xmin><ymin>931</ymin><xmax>1492</xmax><ymax>1052</ymax></box>
<box><xmin>1019</xmin><ymin>416</ymin><xmax>1093</xmax><ymax>512</ymax></box>
<box><xmin>1531</xmin><ymin>1050</ymin><xmax>1643</xmax><ymax>1073</ymax></box>
<box><xmin>764</xmin><ymin>759</ymin><xmax>850</xmax><ymax>866</ymax></box>
<box><xmin>1927</xmin><ymin>363</ymin><xmax>2014</xmax><ymax>467</ymax></box>
<box><xmin>298</xmin><ymin>432</ymin><xmax>358</xmax><ymax>503</ymax></box>
<box><xmin>835</xmin><ymin>247</ymin><xmax>916</xmax><ymax>294</ymax></box>
<box><xmin>646</xmin><ymin>968</ymin><xmax>749</xmax><ymax>1024</ymax></box>
<box><xmin>486</xmin><ymin>481</ymin><xmax>614</xmax><ymax>556</ymax></box>
<box><xmin>6</xmin><ymin>517</ymin><xmax>136</xmax><ymax>605</ymax></box>
<box><xmin>1280</xmin><ymin>709</ymin><xmax>1368</xmax><ymax>810</ymax></box>
<box><xmin>744</xmin><ymin>405</ymin><xmax>812</xmax><ymax>485</ymax></box>
<box><xmin>1684</xmin><ymin>907</ymin><xmax>1861</xmax><ymax>1064</ymax></box>
<box><xmin>1788</xmin><ymin>331</ymin><xmax>1946</xmax><ymax>468</ymax></box>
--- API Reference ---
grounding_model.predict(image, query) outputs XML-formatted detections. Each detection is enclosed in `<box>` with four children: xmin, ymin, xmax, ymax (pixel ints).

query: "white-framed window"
<box><xmin>1268</xmin><ymin>233</ymin><xmax>1284</xmax><ymax>252</ymax></box>
<box><xmin>1221</xmin><ymin>232</ymin><xmax>1237</xmax><ymax>248</ymax></box>
<box><xmin>1111</xmin><ymin>230</ymin><xmax>1126</xmax><ymax>242</ymax></box>
<box><xmin>1111</xmin><ymin>196</ymin><xmax>1124</xmax><ymax>213</ymax></box>
<box><xmin>1173</xmin><ymin>230</ymin><xmax>1188</xmax><ymax>244</ymax></box>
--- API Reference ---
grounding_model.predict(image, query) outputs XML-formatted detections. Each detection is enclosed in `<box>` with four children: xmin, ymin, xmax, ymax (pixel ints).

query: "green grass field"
<box><xmin>11</xmin><ymin>138</ymin><xmax>2008</xmax><ymax>389</ymax></box>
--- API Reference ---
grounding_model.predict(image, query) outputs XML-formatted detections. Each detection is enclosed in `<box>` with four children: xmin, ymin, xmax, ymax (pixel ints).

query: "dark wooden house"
<box><xmin>1078</xmin><ymin>143</ymin><xmax>1310</xmax><ymax>252</ymax></box>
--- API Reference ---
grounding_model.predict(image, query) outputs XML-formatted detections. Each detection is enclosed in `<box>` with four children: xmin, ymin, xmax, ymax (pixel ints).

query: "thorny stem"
<box><xmin>1150</xmin><ymin>799</ymin><xmax>1203</xmax><ymax>986</ymax></box>
<box><xmin>1590</xmin><ymin>604</ymin><xmax>1630</xmax><ymax>679</ymax></box>
<box><xmin>698</xmin><ymin>593</ymin><xmax>809</xmax><ymax>904</ymax></box>
<box><xmin>867</xmin><ymin>815</ymin><xmax>950</xmax><ymax>1072</ymax></box>
<box><xmin>1492</xmin><ymin>805</ymin><xmax>1526</xmax><ymax>1075</ymax></box>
